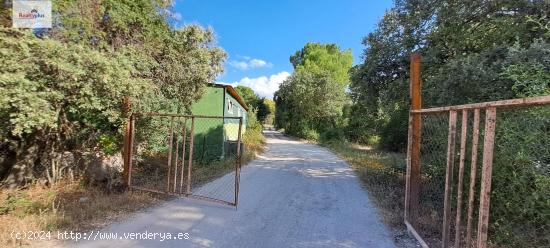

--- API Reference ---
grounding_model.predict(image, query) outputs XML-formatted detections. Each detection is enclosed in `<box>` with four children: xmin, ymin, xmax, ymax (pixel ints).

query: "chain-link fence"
<box><xmin>126</xmin><ymin>113</ymin><xmax>243</xmax><ymax>206</ymax></box>
<box><xmin>405</xmin><ymin>96</ymin><xmax>550</xmax><ymax>248</ymax></box>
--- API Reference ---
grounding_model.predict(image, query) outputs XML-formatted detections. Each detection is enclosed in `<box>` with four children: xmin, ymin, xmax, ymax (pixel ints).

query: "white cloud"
<box><xmin>249</xmin><ymin>59</ymin><xmax>267</xmax><ymax>68</ymax></box>
<box><xmin>229</xmin><ymin>61</ymin><xmax>250</xmax><ymax>70</ymax></box>
<box><xmin>228</xmin><ymin>57</ymin><xmax>273</xmax><ymax>70</ymax></box>
<box><xmin>219</xmin><ymin>71</ymin><xmax>291</xmax><ymax>99</ymax></box>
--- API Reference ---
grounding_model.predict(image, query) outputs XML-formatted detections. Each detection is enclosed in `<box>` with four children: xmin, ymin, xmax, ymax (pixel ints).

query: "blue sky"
<box><xmin>173</xmin><ymin>0</ymin><xmax>393</xmax><ymax>98</ymax></box>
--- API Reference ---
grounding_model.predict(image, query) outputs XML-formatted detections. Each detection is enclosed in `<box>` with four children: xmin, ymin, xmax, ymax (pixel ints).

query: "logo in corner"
<box><xmin>12</xmin><ymin>1</ymin><xmax>52</xmax><ymax>28</ymax></box>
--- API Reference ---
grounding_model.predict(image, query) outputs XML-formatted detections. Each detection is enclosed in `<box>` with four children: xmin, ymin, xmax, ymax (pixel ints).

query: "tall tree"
<box><xmin>235</xmin><ymin>86</ymin><xmax>260</xmax><ymax>109</ymax></box>
<box><xmin>349</xmin><ymin>0</ymin><xmax>549</xmax><ymax>149</ymax></box>
<box><xmin>275</xmin><ymin>43</ymin><xmax>351</xmax><ymax>139</ymax></box>
<box><xmin>290</xmin><ymin>43</ymin><xmax>353</xmax><ymax>85</ymax></box>
<box><xmin>0</xmin><ymin>0</ymin><xmax>226</xmax><ymax>187</ymax></box>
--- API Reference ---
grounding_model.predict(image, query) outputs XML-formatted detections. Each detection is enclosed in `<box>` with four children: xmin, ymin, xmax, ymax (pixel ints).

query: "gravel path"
<box><xmin>72</xmin><ymin>130</ymin><xmax>396</xmax><ymax>248</ymax></box>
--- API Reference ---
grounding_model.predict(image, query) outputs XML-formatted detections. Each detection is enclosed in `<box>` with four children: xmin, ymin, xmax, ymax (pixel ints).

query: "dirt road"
<box><xmin>73</xmin><ymin>130</ymin><xmax>396</xmax><ymax>248</ymax></box>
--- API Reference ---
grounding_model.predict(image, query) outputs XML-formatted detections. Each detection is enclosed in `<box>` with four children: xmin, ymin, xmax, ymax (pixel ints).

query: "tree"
<box><xmin>290</xmin><ymin>43</ymin><xmax>353</xmax><ymax>85</ymax></box>
<box><xmin>260</xmin><ymin>99</ymin><xmax>276</xmax><ymax>125</ymax></box>
<box><xmin>235</xmin><ymin>86</ymin><xmax>260</xmax><ymax>109</ymax></box>
<box><xmin>275</xmin><ymin>43</ymin><xmax>351</xmax><ymax>140</ymax></box>
<box><xmin>235</xmin><ymin>85</ymin><xmax>277</xmax><ymax>124</ymax></box>
<box><xmin>0</xmin><ymin>0</ymin><xmax>226</xmax><ymax>187</ymax></box>
<box><xmin>349</xmin><ymin>0</ymin><xmax>549</xmax><ymax>150</ymax></box>
<box><xmin>349</xmin><ymin>1</ymin><xmax>549</xmax><ymax>246</ymax></box>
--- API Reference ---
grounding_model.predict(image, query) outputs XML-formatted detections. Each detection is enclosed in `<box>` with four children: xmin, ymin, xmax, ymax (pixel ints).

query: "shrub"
<box><xmin>320</xmin><ymin>128</ymin><xmax>345</xmax><ymax>143</ymax></box>
<box><xmin>299</xmin><ymin>128</ymin><xmax>320</xmax><ymax>141</ymax></box>
<box><xmin>243</xmin><ymin>108</ymin><xmax>265</xmax><ymax>153</ymax></box>
<box><xmin>379</xmin><ymin>108</ymin><xmax>408</xmax><ymax>152</ymax></box>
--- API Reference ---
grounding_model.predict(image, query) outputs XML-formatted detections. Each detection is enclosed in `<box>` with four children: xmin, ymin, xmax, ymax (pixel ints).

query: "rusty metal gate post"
<box><xmin>234</xmin><ymin>117</ymin><xmax>243</xmax><ymax>206</ymax></box>
<box><xmin>166</xmin><ymin>116</ymin><xmax>175</xmax><ymax>192</ymax></box>
<box><xmin>122</xmin><ymin>96</ymin><xmax>135</xmax><ymax>188</ymax></box>
<box><xmin>454</xmin><ymin>109</ymin><xmax>469</xmax><ymax>248</ymax></box>
<box><xmin>179</xmin><ymin>118</ymin><xmax>187</xmax><ymax>194</ymax></box>
<box><xmin>465</xmin><ymin>109</ymin><xmax>481</xmax><ymax>248</ymax></box>
<box><xmin>442</xmin><ymin>110</ymin><xmax>458</xmax><ymax>248</ymax></box>
<box><xmin>405</xmin><ymin>53</ymin><xmax>422</xmax><ymax>228</ymax></box>
<box><xmin>186</xmin><ymin>117</ymin><xmax>195</xmax><ymax>195</ymax></box>
<box><xmin>476</xmin><ymin>107</ymin><xmax>497</xmax><ymax>248</ymax></box>
<box><xmin>173</xmin><ymin>119</ymin><xmax>180</xmax><ymax>193</ymax></box>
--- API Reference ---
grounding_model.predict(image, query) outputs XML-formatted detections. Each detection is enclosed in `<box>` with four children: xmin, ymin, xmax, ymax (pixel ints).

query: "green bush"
<box><xmin>243</xmin><ymin>108</ymin><xmax>265</xmax><ymax>152</ymax></box>
<box><xmin>0</xmin><ymin>10</ymin><xmax>225</xmax><ymax>186</ymax></box>
<box><xmin>320</xmin><ymin>128</ymin><xmax>345</xmax><ymax>143</ymax></box>
<box><xmin>99</xmin><ymin>134</ymin><xmax>120</xmax><ymax>156</ymax></box>
<box><xmin>299</xmin><ymin>128</ymin><xmax>320</xmax><ymax>141</ymax></box>
<box><xmin>379</xmin><ymin>108</ymin><xmax>408</xmax><ymax>152</ymax></box>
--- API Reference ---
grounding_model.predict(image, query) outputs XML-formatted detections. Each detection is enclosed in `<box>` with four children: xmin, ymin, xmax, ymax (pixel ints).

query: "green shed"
<box><xmin>190</xmin><ymin>84</ymin><xmax>248</xmax><ymax>161</ymax></box>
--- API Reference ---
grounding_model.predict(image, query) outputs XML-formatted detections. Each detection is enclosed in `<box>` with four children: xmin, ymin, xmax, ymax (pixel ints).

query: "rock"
<box><xmin>84</xmin><ymin>152</ymin><xmax>124</xmax><ymax>192</ymax></box>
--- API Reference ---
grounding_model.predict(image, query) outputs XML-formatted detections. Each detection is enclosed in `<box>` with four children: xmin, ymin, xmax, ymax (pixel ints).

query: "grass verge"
<box><xmin>0</xmin><ymin>128</ymin><xmax>266</xmax><ymax>247</ymax></box>
<box><xmin>0</xmin><ymin>180</ymin><xmax>164</xmax><ymax>247</ymax></box>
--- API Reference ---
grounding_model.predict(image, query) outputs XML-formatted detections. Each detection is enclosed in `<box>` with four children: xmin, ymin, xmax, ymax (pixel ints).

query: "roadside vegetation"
<box><xmin>274</xmin><ymin>1</ymin><xmax>548</xmax><ymax>247</ymax></box>
<box><xmin>0</xmin><ymin>1</ymin><xmax>268</xmax><ymax>246</ymax></box>
<box><xmin>0</xmin><ymin>181</ymin><xmax>164</xmax><ymax>246</ymax></box>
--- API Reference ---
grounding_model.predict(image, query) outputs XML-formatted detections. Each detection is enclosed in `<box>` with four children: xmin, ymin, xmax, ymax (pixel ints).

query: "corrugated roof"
<box><xmin>211</xmin><ymin>83</ymin><xmax>249</xmax><ymax>111</ymax></box>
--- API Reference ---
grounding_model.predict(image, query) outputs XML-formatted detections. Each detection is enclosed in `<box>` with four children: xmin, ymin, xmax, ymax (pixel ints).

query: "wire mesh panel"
<box><xmin>187</xmin><ymin>117</ymin><xmax>243</xmax><ymax>205</ymax></box>
<box><xmin>130</xmin><ymin>115</ymin><xmax>180</xmax><ymax>193</ymax></box>
<box><xmin>414</xmin><ymin>112</ymin><xmax>450</xmax><ymax>247</ymax></box>
<box><xmin>489</xmin><ymin>105</ymin><xmax>549</xmax><ymax>248</ymax></box>
<box><xmin>128</xmin><ymin>114</ymin><xmax>243</xmax><ymax>206</ymax></box>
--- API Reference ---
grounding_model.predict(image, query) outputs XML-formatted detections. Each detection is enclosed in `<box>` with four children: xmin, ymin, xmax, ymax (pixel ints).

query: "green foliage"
<box><xmin>275</xmin><ymin>43</ymin><xmax>351</xmax><ymax>140</ymax></box>
<box><xmin>502</xmin><ymin>41</ymin><xmax>550</xmax><ymax>97</ymax></box>
<box><xmin>378</xmin><ymin>108</ymin><xmax>408</xmax><ymax>152</ymax></box>
<box><xmin>0</xmin><ymin>192</ymin><xmax>29</xmax><ymax>215</ymax></box>
<box><xmin>349</xmin><ymin>0</ymin><xmax>550</xmax><ymax>149</ymax></box>
<box><xmin>0</xmin><ymin>0</ymin><xmax>226</xmax><ymax>187</ymax></box>
<box><xmin>347</xmin><ymin>1</ymin><xmax>549</xmax><ymax>245</ymax></box>
<box><xmin>98</xmin><ymin>134</ymin><xmax>119</xmax><ymax>156</ymax></box>
<box><xmin>0</xmin><ymin>191</ymin><xmax>55</xmax><ymax>216</ymax></box>
<box><xmin>235</xmin><ymin>85</ymin><xmax>275</xmax><ymax>124</ymax></box>
<box><xmin>260</xmin><ymin>99</ymin><xmax>276</xmax><ymax>125</ymax></box>
<box><xmin>290</xmin><ymin>43</ymin><xmax>353</xmax><ymax>85</ymax></box>
<box><xmin>320</xmin><ymin>128</ymin><xmax>345</xmax><ymax>143</ymax></box>
<box><xmin>235</xmin><ymin>86</ymin><xmax>258</xmax><ymax>108</ymax></box>
<box><xmin>0</xmin><ymin>29</ymin><xmax>147</xmax><ymax>141</ymax></box>
<box><xmin>243</xmin><ymin>108</ymin><xmax>265</xmax><ymax>152</ymax></box>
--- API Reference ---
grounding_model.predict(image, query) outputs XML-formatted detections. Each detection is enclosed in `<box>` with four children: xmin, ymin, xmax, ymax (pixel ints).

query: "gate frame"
<box><xmin>122</xmin><ymin>111</ymin><xmax>244</xmax><ymax>207</ymax></box>
<box><xmin>403</xmin><ymin>53</ymin><xmax>550</xmax><ymax>248</ymax></box>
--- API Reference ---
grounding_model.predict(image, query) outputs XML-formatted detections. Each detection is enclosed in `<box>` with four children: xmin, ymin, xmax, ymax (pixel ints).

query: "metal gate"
<box><xmin>404</xmin><ymin>54</ymin><xmax>550</xmax><ymax>248</ymax></box>
<box><xmin>123</xmin><ymin>113</ymin><xmax>243</xmax><ymax>206</ymax></box>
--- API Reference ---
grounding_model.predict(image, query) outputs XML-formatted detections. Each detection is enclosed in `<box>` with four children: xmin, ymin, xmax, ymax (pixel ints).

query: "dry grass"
<box><xmin>0</xmin><ymin>180</ymin><xmax>163</xmax><ymax>247</ymax></box>
<box><xmin>0</xmin><ymin>130</ymin><xmax>266</xmax><ymax>247</ymax></box>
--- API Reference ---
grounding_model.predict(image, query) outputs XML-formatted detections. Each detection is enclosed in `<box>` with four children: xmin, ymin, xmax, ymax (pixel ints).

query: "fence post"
<box><xmin>234</xmin><ymin>117</ymin><xmax>243</xmax><ymax>206</ymax></box>
<box><xmin>405</xmin><ymin>53</ymin><xmax>422</xmax><ymax>225</ymax></box>
<box><xmin>122</xmin><ymin>96</ymin><xmax>131</xmax><ymax>188</ymax></box>
<box><xmin>442</xmin><ymin>110</ymin><xmax>458</xmax><ymax>247</ymax></box>
<box><xmin>166</xmin><ymin>116</ymin><xmax>175</xmax><ymax>192</ymax></box>
<box><xmin>186</xmin><ymin>117</ymin><xmax>195</xmax><ymax>195</ymax></box>
<box><xmin>477</xmin><ymin>107</ymin><xmax>497</xmax><ymax>248</ymax></box>
<box><xmin>465</xmin><ymin>108</ymin><xmax>481</xmax><ymax>248</ymax></box>
<box><xmin>454</xmin><ymin>109</ymin><xmax>469</xmax><ymax>248</ymax></box>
